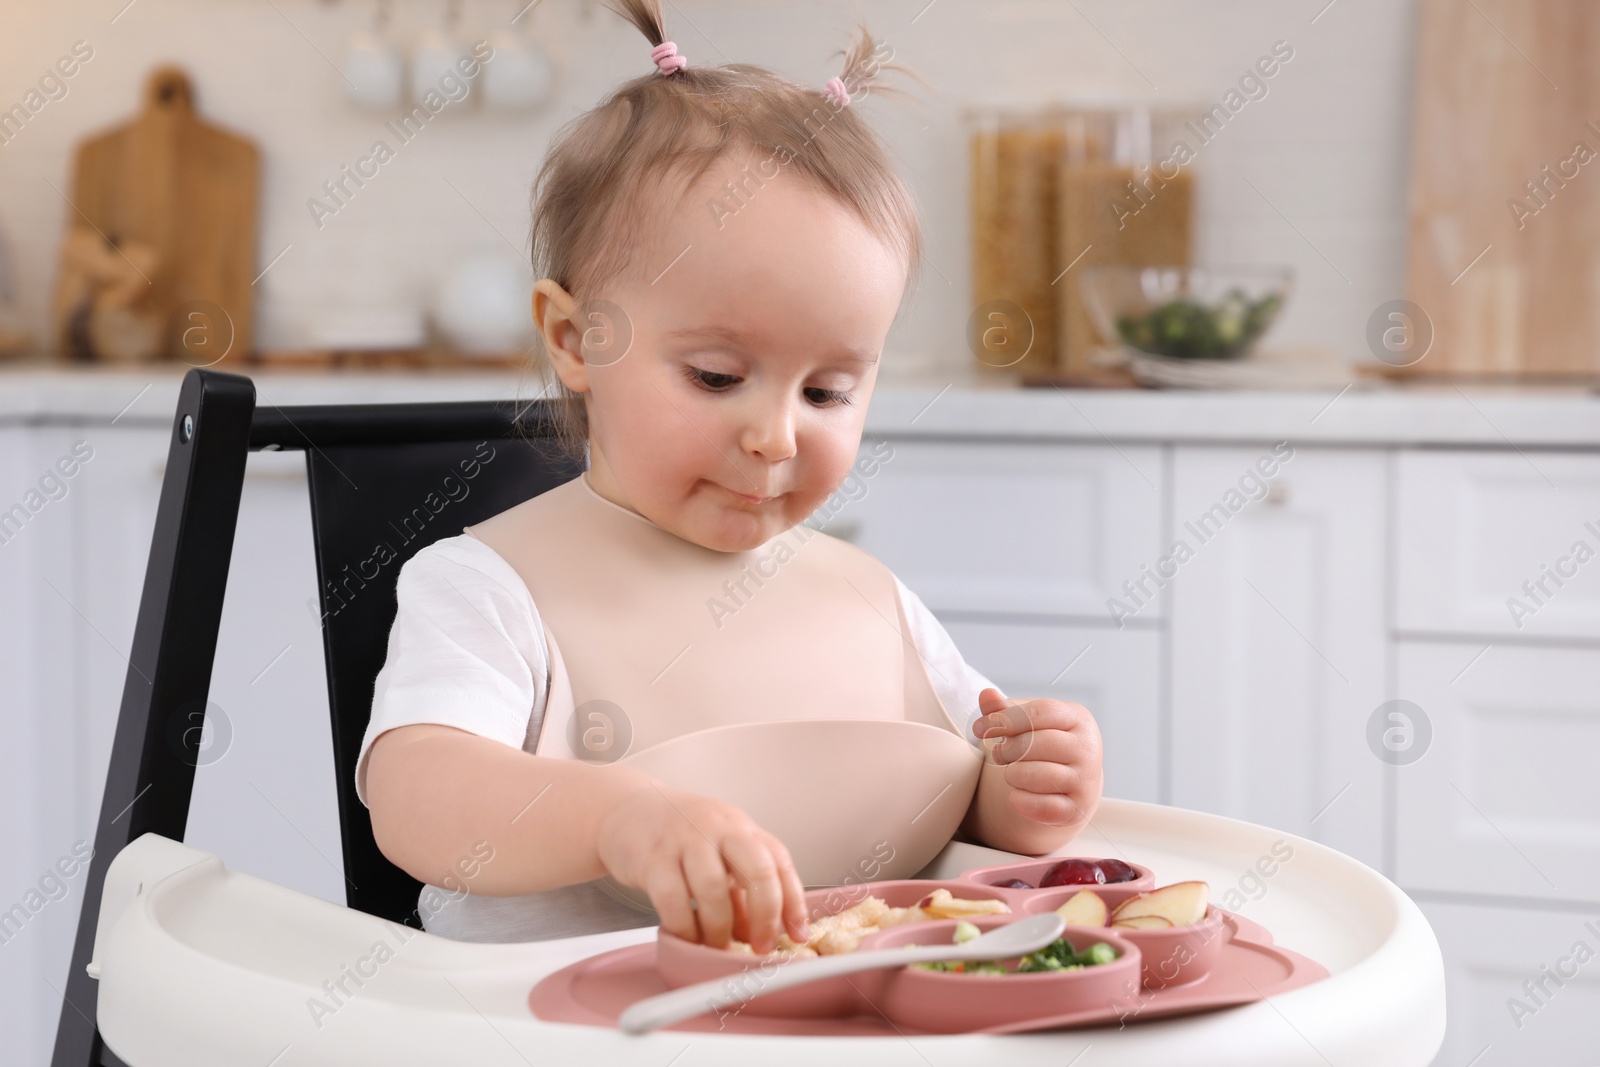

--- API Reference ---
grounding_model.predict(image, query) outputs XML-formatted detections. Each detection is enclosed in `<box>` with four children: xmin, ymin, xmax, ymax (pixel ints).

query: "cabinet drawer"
<box><xmin>1397</xmin><ymin>642</ymin><xmax>1600</xmax><ymax>904</ymax></box>
<box><xmin>1396</xmin><ymin>450</ymin><xmax>1600</xmax><ymax>640</ymax></box>
<box><xmin>1419</xmin><ymin>899</ymin><xmax>1600</xmax><ymax>1066</ymax></box>
<box><xmin>940</xmin><ymin>618</ymin><xmax>1161</xmax><ymax>804</ymax></box>
<box><xmin>814</xmin><ymin>439</ymin><xmax>1163</xmax><ymax>619</ymax></box>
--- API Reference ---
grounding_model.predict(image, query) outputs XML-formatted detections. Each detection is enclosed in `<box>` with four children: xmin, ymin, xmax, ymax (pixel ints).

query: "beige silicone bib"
<box><xmin>466</xmin><ymin>473</ymin><xmax>982</xmax><ymax>905</ymax></box>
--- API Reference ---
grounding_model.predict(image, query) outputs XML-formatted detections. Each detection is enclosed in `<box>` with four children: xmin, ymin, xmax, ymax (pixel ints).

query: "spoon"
<box><xmin>618</xmin><ymin>912</ymin><xmax>1067</xmax><ymax>1034</ymax></box>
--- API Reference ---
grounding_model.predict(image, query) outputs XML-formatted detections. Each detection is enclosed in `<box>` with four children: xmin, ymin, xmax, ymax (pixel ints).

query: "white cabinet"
<box><xmin>76</xmin><ymin>427</ymin><xmax>171</xmax><ymax>830</ymax></box>
<box><xmin>1397</xmin><ymin>450</ymin><xmax>1600</xmax><ymax>640</ymax></box>
<box><xmin>838</xmin><ymin>438</ymin><xmax>1164</xmax><ymax>620</ymax></box>
<box><xmin>1397</xmin><ymin>642</ymin><xmax>1600</xmax><ymax>904</ymax></box>
<box><xmin>1393</xmin><ymin>449</ymin><xmax>1600</xmax><ymax>1067</ymax></box>
<box><xmin>1168</xmin><ymin>445</ymin><xmax>1388</xmax><ymax>871</ymax></box>
<box><xmin>1420</xmin><ymin>899</ymin><xmax>1600</xmax><ymax>1067</ymax></box>
<box><xmin>835</xmin><ymin>436</ymin><xmax>1167</xmax><ymax>811</ymax></box>
<box><xmin>182</xmin><ymin>448</ymin><xmax>344</xmax><ymax>908</ymax></box>
<box><xmin>78</xmin><ymin>436</ymin><xmax>345</xmax><ymax>904</ymax></box>
<box><xmin>0</xmin><ymin>424</ymin><xmax>96</xmax><ymax>1067</ymax></box>
<box><xmin>3</xmin><ymin>426</ymin><xmax>345</xmax><ymax>1067</ymax></box>
<box><xmin>940</xmin><ymin>618</ymin><xmax>1161</xmax><ymax>804</ymax></box>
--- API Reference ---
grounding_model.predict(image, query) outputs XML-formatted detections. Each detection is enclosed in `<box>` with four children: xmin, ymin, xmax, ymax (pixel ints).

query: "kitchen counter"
<box><xmin>2</xmin><ymin>365</ymin><xmax>1598</xmax><ymax>447</ymax></box>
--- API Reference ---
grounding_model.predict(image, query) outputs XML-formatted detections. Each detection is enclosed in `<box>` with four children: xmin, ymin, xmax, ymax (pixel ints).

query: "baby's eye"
<box><xmin>686</xmin><ymin>367</ymin><xmax>740</xmax><ymax>390</ymax></box>
<box><xmin>805</xmin><ymin>387</ymin><xmax>854</xmax><ymax>407</ymax></box>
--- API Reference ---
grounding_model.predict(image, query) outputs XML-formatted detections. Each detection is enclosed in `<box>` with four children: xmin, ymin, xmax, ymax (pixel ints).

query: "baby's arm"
<box><xmin>891</xmin><ymin>575</ymin><xmax>1105</xmax><ymax>854</ymax></box>
<box><xmin>961</xmin><ymin>687</ymin><xmax>1105</xmax><ymax>855</ymax></box>
<box><xmin>365</xmin><ymin>723</ymin><xmax>810</xmax><ymax>950</ymax></box>
<box><xmin>363</xmin><ymin>539</ymin><xmax>808</xmax><ymax>949</ymax></box>
<box><xmin>366</xmin><ymin>722</ymin><xmax>650</xmax><ymax>893</ymax></box>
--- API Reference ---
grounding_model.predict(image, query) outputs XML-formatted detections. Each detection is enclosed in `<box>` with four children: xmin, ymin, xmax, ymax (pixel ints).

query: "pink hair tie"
<box><xmin>651</xmin><ymin>41</ymin><xmax>687</xmax><ymax>75</ymax></box>
<box><xmin>824</xmin><ymin>76</ymin><xmax>851</xmax><ymax>108</ymax></box>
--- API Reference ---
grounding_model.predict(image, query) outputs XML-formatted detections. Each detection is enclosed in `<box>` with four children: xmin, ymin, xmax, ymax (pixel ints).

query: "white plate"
<box><xmin>1099</xmin><ymin>346</ymin><xmax>1354</xmax><ymax>390</ymax></box>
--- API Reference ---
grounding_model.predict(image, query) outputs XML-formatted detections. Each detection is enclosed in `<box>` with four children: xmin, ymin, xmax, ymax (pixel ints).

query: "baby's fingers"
<box><xmin>683</xmin><ymin>840</ymin><xmax>737</xmax><ymax>948</ymax></box>
<box><xmin>646</xmin><ymin>862</ymin><xmax>698</xmax><ymax>943</ymax></box>
<box><xmin>975</xmin><ymin>696</ymin><xmax>1088</xmax><ymax>740</ymax></box>
<box><xmin>728</xmin><ymin>883</ymin><xmax>751</xmax><ymax>945</ymax></box>
<box><xmin>971</xmin><ymin>688</ymin><xmax>1010</xmax><ymax>740</ymax></box>
<box><xmin>772</xmin><ymin>837</ymin><xmax>811</xmax><ymax>946</ymax></box>
<box><xmin>721</xmin><ymin>835</ymin><xmax>784</xmax><ymax>952</ymax></box>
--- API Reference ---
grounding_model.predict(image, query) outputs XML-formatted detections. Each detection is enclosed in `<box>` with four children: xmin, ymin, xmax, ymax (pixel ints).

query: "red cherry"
<box><xmin>1097</xmin><ymin>859</ymin><xmax>1140</xmax><ymax>883</ymax></box>
<box><xmin>1040</xmin><ymin>858</ymin><xmax>1105</xmax><ymax>887</ymax></box>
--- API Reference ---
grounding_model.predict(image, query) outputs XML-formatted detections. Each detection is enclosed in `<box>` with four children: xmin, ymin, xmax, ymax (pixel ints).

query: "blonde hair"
<box><xmin>527</xmin><ymin>0</ymin><xmax>924</xmax><ymax>461</ymax></box>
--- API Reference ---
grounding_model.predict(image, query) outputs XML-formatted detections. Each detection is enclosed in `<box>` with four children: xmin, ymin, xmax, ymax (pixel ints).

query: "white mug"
<box><xmin>483</xmin><ymin>28</ymin><xmax>553</xmax><ymax>111</ymax></box>
<box><xmin>411</xmin><ymin>26</ymin><xmax>476</xmax><ymax>109</ymax></box>
<box><xmin>342</xmin><ymin>28</ymin><xmax>403</xmax><ymax>109</ymax></box>
<box><xmin>434</xmin><ymin>251</ymin><xmax>535</xmax><ymax>356</ymax></box>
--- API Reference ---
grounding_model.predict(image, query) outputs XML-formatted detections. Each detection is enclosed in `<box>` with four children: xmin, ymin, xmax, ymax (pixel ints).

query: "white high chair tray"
<box><xmin>88</xmin><ymin>799</ymin><xmax>1444</xmax><ymax>1066</ymax></box>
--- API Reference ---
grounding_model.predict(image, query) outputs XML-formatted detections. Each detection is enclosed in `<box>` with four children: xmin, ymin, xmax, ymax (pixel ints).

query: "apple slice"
<box><xmin>1109</xmin><ymin>881</ymin><xmax>1209</xmax><ymax>928</ymax></box>
<box><xmin>917</xmin><ymin>888</ymin><xmax>1012</xmax><ymax>919</ymax></box>
<box><xmin>1111</xmin><ymin>914</ymin><xmax>1174</xmax><ymax>930</ymax></box>
<box><xmin>1054</xmin><ymin>890</ymin><xmax>1109</xmax><ymax>928</ymax></box>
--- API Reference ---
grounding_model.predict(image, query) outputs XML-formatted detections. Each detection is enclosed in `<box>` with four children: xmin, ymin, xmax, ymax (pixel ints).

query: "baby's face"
<box><xmin>571</xmin><ymin>151</ymin><xmax>908</xmax><ymax>552</ymax></box>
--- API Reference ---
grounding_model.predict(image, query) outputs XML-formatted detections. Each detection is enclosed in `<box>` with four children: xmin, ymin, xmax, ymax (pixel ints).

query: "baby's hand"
<box><xmin>596</xmin><ymin>783</ymin><xmax>810</xmax><ymax>952</ymax></box>
<box><xmin>972</xmin><ymin>687</ymin><xmax>1104</xmax><ymax>828</ymax></box>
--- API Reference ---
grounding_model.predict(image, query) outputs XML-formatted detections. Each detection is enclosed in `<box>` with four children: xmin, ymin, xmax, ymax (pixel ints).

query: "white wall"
<box><xmin>0</xmin><ymin>0</ymin><xmax>1418</xmax><ymax>372</ymax></box>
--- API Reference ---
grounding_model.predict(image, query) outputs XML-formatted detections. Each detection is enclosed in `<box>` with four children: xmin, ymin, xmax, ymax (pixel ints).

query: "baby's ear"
<box><xmin>532</xmin><ymin>279</ymin><xmax>589</xmax><ymax>390</ymax></box>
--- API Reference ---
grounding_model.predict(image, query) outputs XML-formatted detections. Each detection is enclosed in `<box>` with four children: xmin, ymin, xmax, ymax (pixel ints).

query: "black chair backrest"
<box><xmin>290</xmin><ymin>404</ymin><xmax>584</xmax><ymax>924</ymax></box>
<box><xmin>54</xmin><ymin>369</ymin><xmax>582</xmax><ymax>1067</ymax></box>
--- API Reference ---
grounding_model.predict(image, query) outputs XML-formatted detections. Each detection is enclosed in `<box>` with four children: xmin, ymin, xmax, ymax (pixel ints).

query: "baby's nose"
<box><xmin>740</xmin><ymin>403</ymin><xmax>797</xmax><ymax>460</ymax></box>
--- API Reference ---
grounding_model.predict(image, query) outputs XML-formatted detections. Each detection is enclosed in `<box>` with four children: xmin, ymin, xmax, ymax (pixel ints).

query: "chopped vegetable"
<box><xmin>909</xmin><ymin>926</ymin><xmax>1119</xmax><ymax>975</ymax></box>
<box><xmin>1115</xmin><ymin>289</ymin><xmax>1282</xmax><ymax>360</ymax></box>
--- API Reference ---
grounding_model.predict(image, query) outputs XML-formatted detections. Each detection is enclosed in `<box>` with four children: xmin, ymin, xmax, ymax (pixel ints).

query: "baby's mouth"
<box><xmin>720</xmin><ymin>483</ymin><xmax>778</xmax><ymax>505</ymax></box>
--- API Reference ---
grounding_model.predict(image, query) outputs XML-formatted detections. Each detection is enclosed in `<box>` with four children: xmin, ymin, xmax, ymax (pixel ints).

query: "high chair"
<box><xmin>52</xmin><ymin>369</ymin><xmax>1446</xmax><ymax>1066</ymax></box>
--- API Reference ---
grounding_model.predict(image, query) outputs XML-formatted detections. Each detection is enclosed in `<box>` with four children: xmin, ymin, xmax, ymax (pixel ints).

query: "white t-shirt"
<box><xmin>355</xmin><ymin>531</ymin><xmax>999</xmax><ymax>943</ymax></box>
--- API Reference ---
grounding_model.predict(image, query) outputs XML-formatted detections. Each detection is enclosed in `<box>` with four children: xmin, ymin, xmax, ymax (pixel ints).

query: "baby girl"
<box><xmin>357</xmin><ymin>0</ymin><xmax>1104</xmax><ymax>956</ymax></box>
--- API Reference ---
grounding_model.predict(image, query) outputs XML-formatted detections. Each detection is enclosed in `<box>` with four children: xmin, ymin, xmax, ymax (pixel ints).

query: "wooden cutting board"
<box><xmin>1402</xmin><ymin>0</ymin><xmax>1600</xmax><ymax>379</ymax></box>
<box><xmin>52</xmin><ymin>66</ymin><xmax>258</xmax><ymax>364</ymax></box>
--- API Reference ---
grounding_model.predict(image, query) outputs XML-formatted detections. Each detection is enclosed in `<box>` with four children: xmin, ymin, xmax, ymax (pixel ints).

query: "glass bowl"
<box><xmin>1080</xmin><ymin>265</ymin><xmax>1292</xmax><ymax>361</ymax></box>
